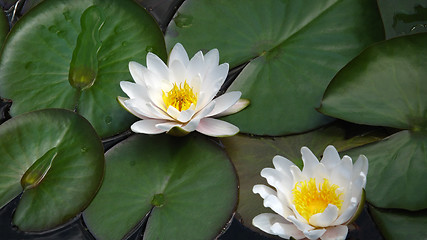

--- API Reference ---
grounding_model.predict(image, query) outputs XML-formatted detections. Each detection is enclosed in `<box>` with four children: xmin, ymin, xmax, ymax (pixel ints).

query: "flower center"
<box><xmin>292</xmin><ymin>178</ymin><xmax>343</xmax><ymax>222</ymax></box>
<box><xmin>162</xmin><ymin>81</ymin><xmax>198</xmax><ymax>111</ymax></box>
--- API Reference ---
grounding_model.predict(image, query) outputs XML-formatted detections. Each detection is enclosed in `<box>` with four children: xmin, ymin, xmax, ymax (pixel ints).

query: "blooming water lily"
<box><xmin>253</xmin><ymin>146</ymin><xmax>368</xmax><ymax>240</ymax></box>
<box><xmin>118</xmin><ymin>43</ymin><xmax>248</xmax><ymax>137</ymax></box>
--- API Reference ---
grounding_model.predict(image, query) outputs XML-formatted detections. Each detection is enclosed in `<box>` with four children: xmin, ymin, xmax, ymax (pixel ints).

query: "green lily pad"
<box><xmin>83</xmin><ymin>134</ymin><xmax>237</xmax><ymax>240</ymax></box>
<box><xmin>165</xmin><ymin>0</ymin><xmax>384</xmax><ymax>135</ymax></box>
<box><xmin>0</xmin><ymin>0</ymin><xmax>166</xmax><ymax>139</ymax></box>
<box><xmin>320</xmin><ymin>33</ymin><xmax>427</xmax><ymax>130</ymax></box>
<box><xmin>344</xmin><ymin>130</ymin><xmax>427</xmax><ymax>210</ymax></box>
<box><xmin>221</xmin><ymin>124</ymin><xmax>382</xmax><ymax>233</ymax></box>
<box><xmin>377</xmin><ymin>0</ymin><xmax>427</xmax><ymax>39</ymax></box>
<box><xmin>369</xmin><ymin>206</ymin><xmax>427</xmax><ymax>240</ymax></box>
<box><xmin>0</xmin><ymin>109</ymin><xmax>104</xmax><ymax>231</ymax></box>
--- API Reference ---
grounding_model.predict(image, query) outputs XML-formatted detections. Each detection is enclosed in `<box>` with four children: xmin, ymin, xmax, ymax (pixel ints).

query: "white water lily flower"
<box><xmin>253</xmin><ymin>145</ymin><xmax>368</xmax><ymax>240</ymax></box>
<box><xmin>118</xmin><ymin>43</ymin><xmax>248</xmax><ymax>137</ymax></box>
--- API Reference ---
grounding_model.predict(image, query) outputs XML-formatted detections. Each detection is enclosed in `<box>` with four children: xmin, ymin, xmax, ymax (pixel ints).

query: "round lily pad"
<box><xmin>0</xmin><ymin>108</ymin><xmax>104</xmax><ymax>231</ymax></box>
<box><xmin>320</xmin><ymin>33</ymin><xmax>427</xmax><ymax>130</ymax></box>
<box><xmin>83</xmin><ymin>134</ymin><xmax>237</xmax><ymax>240</ymax></box>
<box><xmin>165</xmin><ymin>0</ymin><xmax>384</xmax><ymax>135</ymax></box>
<box><xmin>0</xmin><ymin>0</ymin><xmax>166</xmax><ymax>138</ymax></box>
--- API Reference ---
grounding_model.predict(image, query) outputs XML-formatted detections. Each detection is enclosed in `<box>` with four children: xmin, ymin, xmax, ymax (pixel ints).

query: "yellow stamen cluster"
<box><xmin>162</xmin><ymin>81</ymin><xmax>198</xmax><ymax>111</ymax></box>
<box><xmin>292</xmin><ymin>178</ymin><xmax>343</xmax><ymax>222</ymax></box>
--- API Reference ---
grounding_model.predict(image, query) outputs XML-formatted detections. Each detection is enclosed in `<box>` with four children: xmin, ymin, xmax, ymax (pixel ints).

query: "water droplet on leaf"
<box><xmin>63</xmin><ymin>10</ymin><xmax>72</xmax><ymax>21</ymax></box>
<box><xmin>145</xmin><ymin>45</ymin><xmax>154</xmax><ymax>53</ymax></box>
<box><xmin>151</xmin><ymin>193</ymin><xmax>165</xmax><ymax>207</ymax></box>
<box><xmin>25</xmin><ymin>62</ymin><xmax>34</xmax><ymax>70</ymax></box>
<box><xmin>48</xmin><ymin>25</ymin><xmax>59</xmax><ymax>33</ymax></box>
<box><xmin>57</xmin><ymin>30</ymin><xmax>66</xmax><ymax>38</ymax></box>
<box><xmin>105</xmin><ymin>116</ymin><xmax>112</xmax><ymax>124</ymax></box>
<box><xmin>174</xmin><ymin>12</ymin><xmax>193</xmax><ymax>28</ymax></box>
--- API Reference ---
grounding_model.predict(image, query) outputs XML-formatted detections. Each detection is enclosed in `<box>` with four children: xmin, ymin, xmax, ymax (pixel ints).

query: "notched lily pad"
<box><xmin>83</xmin><ymin>134</ymin><xmax>238</xmax><ymax>240</ymax></box>
<box><xmin>0</xmin><ymin>0</ymin><xmax>167</xmax><ymax>138</ymax></box>
<box><xmin>320</xmin><ymin>33</ymin><xmax>427</xmax><ymax>130</ymax></box>
<box><xmin>166</xmin><ymin>0</ymin><xmax>384</xmax><ymax>135</ymax></box>
<box><xmin>0</xmin><ymin>109</ymin><xmax>104</xmax><ymax>231</ymax></box>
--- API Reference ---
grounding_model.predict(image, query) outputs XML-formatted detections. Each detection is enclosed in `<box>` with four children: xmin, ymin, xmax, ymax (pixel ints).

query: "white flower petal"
<box><xmin>290</xmin><ymin>204</ymin><xmax>309</xmax><ymax>224</ymax></box>
<box><xmin>193</xmin><ymin>100</ymin><xmax>215</xmax><ymax>120</ymax></box>
<box><xmin>313</xmin><ymin>162</ymin><xmax>329</xmax><ymax>183</ymax></box>
<box><xmin>199</xmin><ymin>63</ymin><xmax>229</xmax><ymax>103</ymax></box>
<box><xmin>131</xmin><ymin>120</ymin><xmax>167</xmax><ymax>134</ymax></box>
<box><xmin>352</xmin><ymin>155</ymin><xmax>368</xmax><ymax>186</ymax></box>
<box><xmin>321</xmin><ymin>145</ymin><xmax>341</xmax><ymax>169</ymax></box>
<box><xmin>253</xmin><ymin>184</ymin><xmax>277</xmax><ymax>199</ymax></box>
<box><xmin>273</xmin><ymin>155</ymin><xmax>296</xmax><ymax>175</ymax></box>
<box><xmin>271</xmin><ymin>222</ymin><xmax>306</xmax><ymax>239</ymax></box>
<box><xmin>196</xmin><ymin>118</ymin><xmax>239</xmax><ymax>137</ymax></box>
<box><xmin>128</xmin><ymin>61</ymin><xmax>148</xmax><ymax>85</ymax></box>
<box><xmin>252</xmin><ymin>213</ymin><xmax>286</xmax><ymax>235</ymax></box>
<box><xmin>303</xmin><ymin>228</ymin><xmax>327</xmax><ymax>240</ymax></box>
<box><xmin>146</xmin><ymin>85</ymin><xmax>167</xmax><ymax>110</ymax></box>
<box><xmin>213</xmin><ymin>98</ymin><xmax>250</xmax><ymax>117</ymax></box>
<box><xmin>177</xmin><ymin>108</ymin><xmax>196</xmax><ymax>123</ymax></box>
<box><xmin>341</xmin><ymin>156</ymin><xmax>354</xmax><ymax>177</ymax></box>
<box><xmin>287</xmin><ymin>215</ymin><xmax>314</xmax><ymax>232</ymax></box>
<box><xmin>146</xmin><ymin>52</ymin><xmax>169</xmax><ymax>81</ymax></box>
<box><xmin>140</xmin><ymin>66</ymin><xmax>171</xmax><ymax>91</ymax></box>
<box><xmin>352</xmin><ymin>172</ymin><xmax>367</xmax><ymax>193</ymax></box>
<box><xmin>206</xmin><ymin>91</ymin><xmax>241</xmax><ymax>117</ymax></box>
<box><xmin>181</xmin><ymin>118</ymin><xmax>200</xmax><ymax>132</ymax></box>
<box><xmin>309</xmin><ymin>204</ymin><xmax>339</xmax><ymax>227</ymax></box>
<box><xmin>203</xmin><ymin>48</ymin><xmax>219</xmax><ymax>72</ymax></box>
<box><xmin>145</xmin><ymin>102</ymin><xmax>173</xmax><ymax>120</ymax></box>
<box><xmin>124</xmin><ymin>99</ymin><xmax>165</xmax><ymax>119</ymax></box>
<box><xmin>120</xmin><ymin>81</ymin><xmax>147</xmax><ymax>100</ymax></box>
<box><xmin>264</xmin><ymin>195</ymin><xmax>286</xmax><ymax>217</ymax></box>
<box><xmin>169</xmin><ymin>43</ymin><xmax>189</xmax><ymax>67</ymax></box>
<box><xmin>301</xmin><ymin>146</ymin><xmax>320</xmax><ymax>177</ymax></box>
<box><xmin>187</xmin><ymin>51</ymin><xmax>205</xmax><ymax>80</ymax></box>
<box><xmin>169</xmin><ymin>59</ymin><xmax>187</xmax><ymax>84</ymax></box>
<box><xmin>260</xmin><ymin>168</ymin><xmax>292</xmax><ymax>195</ymax></box>
<box><xmin>290</xmin><ymin>164</ymin><xmax>306</xmax><ymax>184</ymax></box>
<box><xmin>166</xmin><ymin>106</ymin><xmax>181</xmax><ymax>120</ymax></box>
<box><xmin>330</xmin><ymin>156</ymin><xmax>353</xmax><ymax>187</ymax></box>
<box><xmin>118</xmin><ymin>97</ymin><xmax>148</xmax><ymax>120</ymax></box>
<box><xmin>155</xmin><ymin>122</ymin><xmax>181</xmax><ymax>132</ymax></box>
<box><xmin>333</xmin><ymin>197</ymin><xmax>358</xmax><ymax>225</ymax></box>
<box><xmin>189</xmin><ymin>73</ymin><xmax>202</xmax><ymax>93</ymax></box>
<box><xmin>320</xmin><ymin>225</ymin><xmax>348</xmax><ymax>240</ymax></box>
